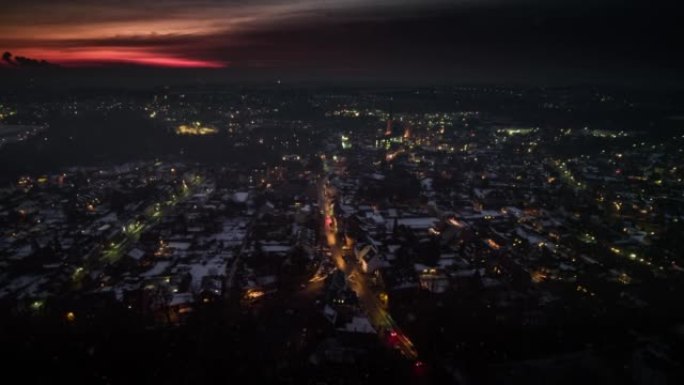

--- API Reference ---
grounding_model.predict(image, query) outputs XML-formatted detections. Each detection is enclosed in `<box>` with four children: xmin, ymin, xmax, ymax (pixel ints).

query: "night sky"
<box><xmin>1</xmin><ymin>0</ymin><xmax>682</xmax><ymax>85</ymax></box>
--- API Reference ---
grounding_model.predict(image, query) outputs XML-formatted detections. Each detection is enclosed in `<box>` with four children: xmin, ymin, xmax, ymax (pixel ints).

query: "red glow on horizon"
<box><xmin>11</xmin><ymin>48</ymin><xmax>227</xmax><ymax>69</ymax></box>
<box><xmin>64</xmin><ymin>57</ymin><xmax>227</xmax><ymax>69</ymax></box>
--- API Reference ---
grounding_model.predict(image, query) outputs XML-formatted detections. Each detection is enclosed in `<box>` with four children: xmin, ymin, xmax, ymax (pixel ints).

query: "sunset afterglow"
<box><xmin>0</xmin><ymin>0</ymin><xmax>400</xmax><ymax>68</ymax></box>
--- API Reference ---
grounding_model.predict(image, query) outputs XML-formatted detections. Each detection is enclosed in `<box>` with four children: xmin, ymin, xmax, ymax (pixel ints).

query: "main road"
<box><xmin>317</xmin><ymin>172</ymin><xmax>419</xmax><ymax>361</ymax></box>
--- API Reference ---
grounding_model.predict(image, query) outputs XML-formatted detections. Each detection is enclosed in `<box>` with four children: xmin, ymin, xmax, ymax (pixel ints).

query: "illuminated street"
<box><xmin>72</xmin><ymin>173</ymin><xmax>204</xmax><ymax>289</ymax></box>
<box><xmin>103</xmin><ymin>174</ymin><xmax>201</xmax><ymax>261</ymax></box>
<box><xmin>318</xmin><ymin>173</ymin><xmax>419</xmax><ymax>361</ymax></box>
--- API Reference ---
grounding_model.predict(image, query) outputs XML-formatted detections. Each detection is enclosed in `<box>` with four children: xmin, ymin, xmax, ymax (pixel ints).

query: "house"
<box><xmin>355</xmin><ymin>242</ymin><xmax>388</xmax><ymax>274</ymax></box>
<box><xmin>339</xmin><ymin>316</ymin><xmax>376</xmax><ymax>334</ymax></box>
<box><xmin>414</xmin><ymin>264</ymin><xmax>450</xmax><ymax>293</ymax></box>
<box><xmin>325</xmin><ymin>270</ymin><xmax>358</xmax><ymax>307</ymax></box>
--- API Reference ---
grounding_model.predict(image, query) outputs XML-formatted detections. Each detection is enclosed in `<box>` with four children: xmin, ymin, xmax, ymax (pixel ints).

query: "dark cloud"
<box><xmin>2</xmin><ymin>51</ymin><xmax>14</xmax><ymax>65</ymax></box>
<box><xmin>160</xmin><ymin>3</ymin><xmax>683</xmax><ymax>82</ymax></box>
<box><xmin>1</xmin><ymin>51</ymin><xmax>59</xmax><ymax>68</ymax></box>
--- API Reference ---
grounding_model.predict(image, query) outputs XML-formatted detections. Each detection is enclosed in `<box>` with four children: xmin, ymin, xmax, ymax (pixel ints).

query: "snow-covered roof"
<box><xmin>339</xmin><ymin>316</ymin><xmax>375</xmax><ymax>334</ymax></box>
<box><xmin>127</xmin><ymin>248</ymin><xmax>145</xmax><ymax>260</ymax></box>
<box><xmin>168</xmin><ymin>242</ymin><xmax>191</xmax><ymax>251</ymax></box>
<box><xmin>141</xmin><ymin>261</ymin><xmax>172</xmax><ymax>277</ymax></box>
<box><xmin>169</xmin><ymin>293</ymin><xmax>194</xmax><ymax>307</ymax></box>
<box><xmin>233</xmin><ymin>192</ymin><xmax>249</xmax><ymax>203</ymax></box>
<box><xmin>393</xmin><ymin>217</ymin><xmax>438</xmax><ymax>230</ymax></box>
<box><xmin>183</xmin><ymin>258</ymin><xmax>227</xmax><ymax>290</ymax></box>
<box><xmin>261</xmin><ymin>244</ymin><xmax>291</xmax><ymax>254</ymax></box>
